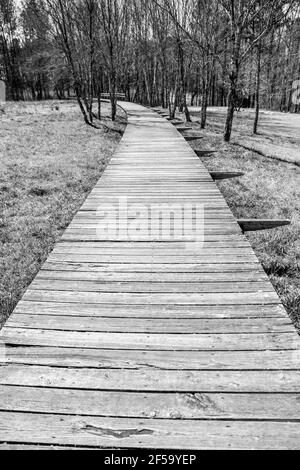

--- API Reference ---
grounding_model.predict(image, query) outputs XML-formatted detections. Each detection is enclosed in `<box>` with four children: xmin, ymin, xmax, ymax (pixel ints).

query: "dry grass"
<box><xmin>0</xmin><ymin>100</ymin><xmax>126</xmax><ymax>327</ymax></box>
<box><xmin>189</xmin><ymin>107</ymin><xmax>300</xmax><ymax>166</ymax></box>
<box><xmin>185</xmin><ymin>111</ymin><xmax>300</xmax><ymax>331</ymax></box>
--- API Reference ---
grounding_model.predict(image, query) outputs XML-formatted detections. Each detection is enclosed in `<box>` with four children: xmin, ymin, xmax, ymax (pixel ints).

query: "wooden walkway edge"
<box><xmin>0</xmin><ymin>103</ymin><xmax>299</xmax><ymax>450</ymax></box>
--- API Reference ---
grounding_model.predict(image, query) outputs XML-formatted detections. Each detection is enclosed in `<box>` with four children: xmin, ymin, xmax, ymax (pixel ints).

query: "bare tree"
<box><xmin>99</xmin><ymin>0</ymin><xmax>131</xmax><ymax>121</ymax></box>
<box><xmin>220</xmin><ymin>0</ymin><xmax>296</xmax><ymax>141</ymax></box>
<box><xmin>2</xmin><ymin>0</ymin><xmax>299</xmax><ymax>134</ymax></box>
<box><xmin>0</xmin><ymin>0</ymin><xmax>23</xmax><ymax>100</ymax></box>
<box><xmin>40</xmin><ymin>0</ymin><xmax>100</xmax><ymax>125</ymax></box>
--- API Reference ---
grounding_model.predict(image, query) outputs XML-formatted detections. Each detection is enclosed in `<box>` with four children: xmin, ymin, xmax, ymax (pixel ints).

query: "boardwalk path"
<box><xmin>0</xmin><ymin>103</ymin><xmax>299</xmax><ymax>449</ymax></box>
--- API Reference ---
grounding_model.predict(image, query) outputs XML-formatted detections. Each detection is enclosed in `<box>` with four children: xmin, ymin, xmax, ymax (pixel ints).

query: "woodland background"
<box><xmin>1</xmin><ymin>1</ymin><xmax>300</xmax><ymax>328</ymax></box>
<box><xmin>1</xmin><ymin>0</ymin><xmax>300</xmax><ymax>141</ymax></box>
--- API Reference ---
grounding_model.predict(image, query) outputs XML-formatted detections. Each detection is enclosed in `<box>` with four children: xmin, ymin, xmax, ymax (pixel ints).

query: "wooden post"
<box><xmin>177</xmin><ymin>127</ymin><xmax>193</xmax><ymax>133</ymax></box>
<box><xmin>195</xmin><ymin>150</ymin><xmax>218</xmax><ymax>157</ymax></box>
<box><xmin>210</xmin><ymin>171</ymin><xmax>244</xmax><ymax>181</ymax></box>
<box><xmin>238</xmin><ymin>219</ymin><xmax>291</xmax><ymax>233</ymax></box>
<box><xmin>172</xmin><ymin>120</ymin><xmax>185</xmax><ymax>125</ymax></box>
<box><xmin>185</xmin><ymin>135</ymin><xmax>204</xmax><ymax>142</ymax></box>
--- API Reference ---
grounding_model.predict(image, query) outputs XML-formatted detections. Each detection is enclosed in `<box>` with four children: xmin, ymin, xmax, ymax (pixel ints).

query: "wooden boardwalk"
<box><xmin>0</xmin><ymin>103</ymin><xmax>300</xmax><ymax>449</ymax></box>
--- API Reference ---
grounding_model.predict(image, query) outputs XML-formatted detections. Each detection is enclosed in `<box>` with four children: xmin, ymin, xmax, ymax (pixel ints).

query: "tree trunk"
<box><xmin>253</xmin><ymin>44</ymin><xmax>261</xmax><ymax>135</ymax></box>
<box><xmin>224</xmin><ymin>75</ymin><xmax>237</xmax><ymax>142</ymax></box>
<box><xmin>184</xmin><ymin>101</ymin><xmax>191</xmax><ymax>122</ymax></box>
<box><xmin>97</xmin><ymin>92</ymin><xmax>101</xmax><ymax>120</ymax></box>
<box><xmin>200</xmin><ymin>71</ymin><xmax>209</xmax><ymax>129</ymax></box>
<box><xmin>109</xmin><ymin>72</ymin><xmax>117</xmax><ymax>121</ymax></box>
<box><xmin>169</xmin><ymin>83</ymin><xmax>178</xmax><ymax>120</ymax></box>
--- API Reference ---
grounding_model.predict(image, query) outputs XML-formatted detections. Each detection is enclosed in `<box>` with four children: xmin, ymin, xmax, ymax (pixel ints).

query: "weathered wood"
<box><xmin>42</xmin><ymin>262</ymin><xmax>266</xmax><ymax>273</ymax></box>
<box><xmin>37</xmin><ymin>269</ymin><xmax>268</xmax><ymax>282</ymax></box>
<box><xmin>177</xmin><ymin>127</ymin><xmax>193</xmax><ymax>133</ymax></box>
<box><xmin>195</xmin><ymin>150</ymin><xmax>218</xmax><ymax>157</ymax></box>
<box><xmin>1</xmin><ymin>386</ymin><xmax>300</xmax><ymax>420</ymax></box>
<box><xmin>0</xmin><ymin>101</ymin><xmax>299</xmax><ymax>450</ymax></box>
<box><xmin>21</xmin><ymin>290</ymin><xmax>280</xmax><ymax>306</ymax></box>
<box><xmin>238</xmin><ymin>219</ymin><xmax>291</xmax><ymax>232</ymax></box>
<box><xmin>0</xmin><ymin>444</ymin><xmax>81</xmax><ymax>450</ymax></box>
<box><xmin>28</xmin><ymin>279</ymin><xmax>272</xmax><ymax>294</ymax></box>
<box><xmin>14</xmin><ymin>302</ymin><xmax>287</xmax><ymax>319</ymax></box>
<box><xmin>4</xmin><ymin>346</ymin><xmax>299</xmax><ymax>370</ymax></box>
<box><xmin>184</xmin><ymin>135</ymin><xmax>204</xmax><ymax>142</ymax></box>
<box><xmin>1</xmin><ymin>365</ymin><xmax>300</xmax><ymax>392</ymax></box>
<box><xmin>1</xmin><ymin>328</ymin><xmax>296</xmax><ymax>350</ymax></box>
<box><xmin>6</xmin><ymin>315</ymin><xmax>293</xmax><ymax>334</ymax></box>
<box><xmin>1</xmin><ymin>412</ymin><xmax>300</xmax><ymax>449</ymax></box>
<box><xmin>210</xmin><ymin>171</ymin><xmax>245</xmax><ymax>181</ymax></box>
<box><xmin>0</xmin><ymin>80</ymin><xmax>5</xmax><ymax>104</ymax></box>
<box><xmin>47</xmin><ymin>254</ymin><xmax>258</xmax><ymax>264</ymax></box>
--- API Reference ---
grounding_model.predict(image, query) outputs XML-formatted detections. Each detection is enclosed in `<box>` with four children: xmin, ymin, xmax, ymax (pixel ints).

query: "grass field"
<box><xmin>0</xmin><ymin>100</ymin><xmax>126</xmax><ymax>327</ymax></box>
<box><xmin>186</xmin><ymin>110</ymin><xmax>300</xmax><ymax>331</ymax></box>
<box><xmin>189</xmin><ymin>107</ymin><xmax>300</xmax><ymax>166</ymax></box>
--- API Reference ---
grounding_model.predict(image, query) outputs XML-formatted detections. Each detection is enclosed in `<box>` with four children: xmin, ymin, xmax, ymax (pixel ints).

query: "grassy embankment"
<box><xmin>0</xmin><ymin>100</ymin><xmax>126</xmax><ymax>327</ymax></box>
<box><xmin>186</xmin><ymin>108</ymin><xmax>300</xmax><ymax>330</ymax></box>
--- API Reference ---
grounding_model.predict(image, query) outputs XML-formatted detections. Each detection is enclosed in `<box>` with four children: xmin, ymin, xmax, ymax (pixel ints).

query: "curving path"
<box><xmin>0</xmin><ymin>103</ymin><xmax>299</xmax><ymax>449</ymax></box>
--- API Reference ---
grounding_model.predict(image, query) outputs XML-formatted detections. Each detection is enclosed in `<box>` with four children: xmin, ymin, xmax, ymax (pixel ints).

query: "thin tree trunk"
<box><xmin>253</xmin><ymin>44</ymin><xmax>261</xmax><ymax>135</ymax></box>
<box><xmin>109</xmin><ymin>71</ymin><xmax>117</xmax><ymax>121</ymax></box>
<box><xmin>224</xmin><ymin>75</ymin><xmax>237</xmax><ymax>142</ymax></box>
<box><xmin>169</xmin><ymin>82</ymin><xmax>178</xmax><ymax>119</ymax></box>
<box><xmin>200</xmin><ymin>66</ymin><xmax>210</xmax><ymax>129</ymax></box>
<box><xmin>184</xmin><ymin>100</ymin><xmax>191</xmax><ymax>122</ymax></box>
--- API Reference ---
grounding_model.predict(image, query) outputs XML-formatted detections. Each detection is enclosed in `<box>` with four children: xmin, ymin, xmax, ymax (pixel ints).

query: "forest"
<box><xmin>1</xmin><ymin>0</ymin><xmax>300</xmax><ymax>141</ymax></box>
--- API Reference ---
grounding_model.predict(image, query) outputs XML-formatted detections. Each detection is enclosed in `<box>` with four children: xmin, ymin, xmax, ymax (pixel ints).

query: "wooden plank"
<box><xmin>238</xmin><ymin>219</ymin><xmax>291</xmax><ymax>232</ymax></box>
<box><xmin>184</xmin><ymin>135</ymin><xmax>204</xmax><ymax>142</ymax></box>
<box><xmin>1</xmin><ymin>365</ymin><xmax>300</xmax><ymax>392</ymax></box>
<box><xmin>42</xmin><ymin>262</ymin><xmax>266</xmax><ymax>273</ymax></box>
<box><xmin>62</xmin><ymin>230</ymin><xmax>243</xmax><ymax>238</ymax></box>
<box><xmin>61</xmin><ymin>234</ymin><xmax>248</xmax><ymax>242</ymax></box>
<box><xmin>52</xmin><ymin>246</ymin><xmax>251</xmax><ymax>255</ymax></box>
<box><xmin>4</xmin><ymin>346</ymin><xmax>299</xmax><ymax>370</ymax></box>
<box><xmin>210</xmin><ymin>172</ymin><xmax>245</xmax><ymax>181</ymax></box>
<box><xmin>22</xmin><ymin>290</ymin><xmax>280</xmax><ymax>305</ymax></box>
<box><xmin>29</xmin><ymin>279</ymin><xmax>272</xmax><ymax>294</ymax></box>
<box><xmin>1</xmin><ymin>328</ymin><xmax>297</xmax><ymax>350</ymax></box>
<box><xmin>5</xmin><ymin>315</ymin><xmax>294</xmax><ymax>334</ymax></box>
<box><xmin>37</xmin><ymin>270</ymin><xmax>268</xmax><ymax>282</ymax></box>
<box><xmin>13</xmin><ymin>302</ymin><xmax>287</xmax><ymax>319</ymax></box>
<box><xmin>54</xmin><ymin>239</ymin><xmax>251</xmax><ymax>247</ymax></box>
<box><xmin>46</xmin><ymin>255</ymin><xmax>258</xmax><ymax>264</ymax></box>
<box><xmin>1</xmin><ymin>386</ymin><xmax>300</xmax><ymax>421</ymax></box>
<box><xmin>177</xmin><ymin>127</ymin><xmax>193</xmax><ymax>133</ymax></box>
<box><xmin>1</xmin><ymin>412</ymin><xmax>300</xmax><ymax>449</ymax></box>
<box><xmin>0</xmin><ymin>444</ymin><xmax>82</xmax><ymax>450</ymax></box>
<box><xmin>195</xmin><ymin>150</ymin><xmax>218</xmax><ymax>157</ymax></box>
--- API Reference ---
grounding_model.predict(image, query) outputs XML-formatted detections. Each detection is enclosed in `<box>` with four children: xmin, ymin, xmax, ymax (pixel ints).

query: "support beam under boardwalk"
<box><xmin>0</xmin><ymin>103</ymin><xmax>299</xmax><ymax>450</ymax></box>
<box><xmin>210</xmin><ymin>171</ymin><xmax>245</xmax><ymax>181</ymax></box>
<box><xmin>238</xmin><ymin>219</ymin><xmax>291</xmax><ymax>232</ymax></box>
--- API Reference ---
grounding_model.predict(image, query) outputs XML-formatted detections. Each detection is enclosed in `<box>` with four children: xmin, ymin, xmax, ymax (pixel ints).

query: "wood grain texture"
<box><xmin>0</xmin><ymin>102</ymin><xmax>299</xmax><ymax>450</ymax></box>
<box><xmin>0</xmin><ymin>413</ymin><xmax>300</xmax><ymax>449</ymax></box>
<box><xmin>1</xmin><ymin>386</ymin><xmax>300</xmax><ymax>420</ymax></box>
<box><xmin>1</xmin><ymin>365</ymin><xmax>300</xmax><ymax>392</ymax></box>
<box><xmin>4</xmin><ymin>346</ymin><xmax>300</xmax><ymax>370</ymax></box>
